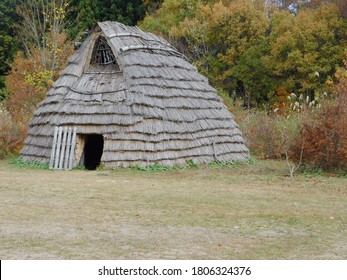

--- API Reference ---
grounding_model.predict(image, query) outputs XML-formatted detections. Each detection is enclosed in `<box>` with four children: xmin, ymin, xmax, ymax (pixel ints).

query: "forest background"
<box><xmin>1</xmin><ymin>0</ymin><xmax>347</xmax><ymax>173</ymax></box>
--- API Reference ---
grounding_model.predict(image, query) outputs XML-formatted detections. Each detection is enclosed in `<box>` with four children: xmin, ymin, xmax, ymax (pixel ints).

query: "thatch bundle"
<box><xmin>21</xmin><ymin>21</ymin><xmax>249</xmax><ymax>168</ymax></box>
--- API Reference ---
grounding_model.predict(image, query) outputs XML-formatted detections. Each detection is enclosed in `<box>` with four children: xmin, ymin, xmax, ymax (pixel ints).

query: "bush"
<box><xmin>0</xmin><ymin>32</ymin><xmax>74</xmax><ymax>159</ymax></box>
<box><xmin>289</xmin><ymin>68</ymin><xmax>347</xmax><ymax>171</ymax></box>
<box><xmin>0</xmin><ymin>105</ymin><xmax>25</xmax><ymax>158</ymax></box>
<box><xmin>245</xmin><ymin>110</ymin><xmax>282</xmax><ymax>158</ymax></box>
<box><xmin>232</xmin><ymin>100</ymin><xmax>303</xmax><ymax>159</ymax></box>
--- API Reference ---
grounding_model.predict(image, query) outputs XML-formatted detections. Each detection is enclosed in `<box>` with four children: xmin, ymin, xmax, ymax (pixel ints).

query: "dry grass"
<box><xmin>0</xmin><ymin>159</ymin><xmax>346</xmax><ymax>259</ymax></box>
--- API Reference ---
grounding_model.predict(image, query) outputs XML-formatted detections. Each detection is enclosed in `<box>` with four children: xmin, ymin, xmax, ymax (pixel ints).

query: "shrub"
<box><xmin>289</xmin><ymin>66</ymin><xmax>347</xmax><ymax>171</ymax></box>
<box><xmin>232</xmin><ymin>100</ymin><xmax>303</xmax><ymax>159</ymax></box>
<box><xmin>2</xmin><ymin>33</ymin><xmax>74</xmax><ymax>158</ymax></box>
<box><xmin>0</xmin><ymin>105</ymin><xmax>25</xmax><ymax>158</ymax></box>
<box><xmin>246</xmin><ymin>111</ymin><xmax>282</xmax><ymax>158</ymax></box>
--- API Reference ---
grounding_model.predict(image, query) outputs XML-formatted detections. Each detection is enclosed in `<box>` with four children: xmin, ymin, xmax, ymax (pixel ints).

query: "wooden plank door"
<box><xmin>49</xmin><ymin>127</ymin><xmax>77</xmax><ymax>170</ymax></box>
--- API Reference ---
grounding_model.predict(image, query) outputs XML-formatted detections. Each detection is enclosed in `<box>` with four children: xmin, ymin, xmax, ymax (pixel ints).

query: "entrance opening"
<box><xmin>84</xmin><ymin>134</ymin><xmax>104</xmax><ymax>170</ymax></box>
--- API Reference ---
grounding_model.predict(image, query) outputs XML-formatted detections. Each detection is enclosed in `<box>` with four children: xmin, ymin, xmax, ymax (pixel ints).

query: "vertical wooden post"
<box><xmin>68</xmin><ymin>127</ymin><xmax>77</xmax><ymax>170</ymax></box>
<box><xmin>54</xmin><ymin>127</ymin><xmax>63</xmax><ymax>169</ymax></box>
<box><xmin>58</xmin><ymin>127</ymin><xmax>68</xmax><ymax>169</ymax></box>
<box><xmin>49</xmin><ymin>127</ymin><xmax>58</xmax><ymax>169</ymax></box>
<box><xmin>64</xmin><ymin>127</ymin><xmax>72</xmax><ymax>170</ymax></box>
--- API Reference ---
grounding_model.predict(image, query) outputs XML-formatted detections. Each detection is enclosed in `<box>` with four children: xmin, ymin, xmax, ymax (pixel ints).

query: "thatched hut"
<box><xmin>21</xmin><ymin>21</ymin><xmax>249</xmax><ymax>170</ymax></box>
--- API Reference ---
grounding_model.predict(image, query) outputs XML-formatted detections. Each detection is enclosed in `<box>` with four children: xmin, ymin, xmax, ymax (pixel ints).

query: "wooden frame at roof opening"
<box><xmin>89</xmin><ymin>36</ymin><xmax>120</xmax><ymax>72</ymax></box>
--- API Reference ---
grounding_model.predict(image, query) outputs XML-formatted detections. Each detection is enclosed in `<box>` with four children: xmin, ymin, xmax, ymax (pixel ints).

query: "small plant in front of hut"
<box><xmin>209</xmin><ymin>158</ymin><xmax>255</xmax><ymax>168</ymax></box>
<box><xmin>209</xmin><ymin>160</ymin><xmax>235</xmax><ymax>168</ymax></box>
<box><xmin>247</xmin><ymin>157</ymin><xmax>258</xmax><ymax>165</ymax></box>
<box><xmin>10</xmin><ymin>158</ymin><xmax>49</xmax><ymax>169</ymax></box>
<box><xmin>96</xmin><ymin>163</ymin><xmax>106</xmax><ymax>171</ymax></box>
<box><xmin>134</xmin><ymin>163</ymin><xmax>174</xmax><ymax>172</ymax></box>
<box><xmin>73</xmin><ymin>165</ymin><xmax>86</xmax><ymax>170</ymax></box>
<box><xmin>184</xmin><ymin>160</ymin><xmax>199</xmax><ymax>169</ymax></box>
<box><xmin>133</xmin><ymin>160</ymin><xmax>200</xmax><ymax>172</ymax></box>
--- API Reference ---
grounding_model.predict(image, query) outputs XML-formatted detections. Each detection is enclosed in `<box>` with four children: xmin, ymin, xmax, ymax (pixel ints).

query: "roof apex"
<box><xmin>93</xmin><ymin>21</ymin><xmax>179</xmax><ymax>57</ymax></box>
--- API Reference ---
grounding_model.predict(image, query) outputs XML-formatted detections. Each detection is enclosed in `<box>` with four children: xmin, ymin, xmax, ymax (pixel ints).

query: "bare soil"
<box><xmin>0</xmin><ymin>159</ymin><xmax>346</xmax><ymax>259</ymax></box>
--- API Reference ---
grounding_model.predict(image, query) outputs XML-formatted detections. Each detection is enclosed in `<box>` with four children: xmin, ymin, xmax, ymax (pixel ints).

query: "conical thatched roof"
<box><xmin>21</xmin><ymin>21</ymin><xmax>249</xmax><ymax>168</ymax></box>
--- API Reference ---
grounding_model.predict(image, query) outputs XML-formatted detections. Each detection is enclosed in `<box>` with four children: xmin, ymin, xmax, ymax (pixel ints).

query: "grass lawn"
<box><xmin>0</xmin><ymin>159</ymin><xmax>346</xmax><ymax>259</ymax></box>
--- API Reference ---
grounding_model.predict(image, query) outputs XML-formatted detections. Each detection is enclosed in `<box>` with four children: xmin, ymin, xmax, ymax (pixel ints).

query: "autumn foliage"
<box><xmin>0</xmin><ymin>34</ymin><xmax>73</xmax><ymax>157</ymax></box>
<box><xmin>289</xmin><ymin>61</ymin><xmax>347</xmax><ymax>171</ymax></box>
<box><xmin>1</xmin><ymin>0</ymin><xmax>347</xmax><ymax>172</ymax></box>
<box><xmin>0</xmin><ymin>106</ymin><xmax>24</xmax><ymax>158</ymax></box>
<box><xmin>141</xmin><ymin>1</ymin><xmax>347</xmax><ymax>107</ymax></box>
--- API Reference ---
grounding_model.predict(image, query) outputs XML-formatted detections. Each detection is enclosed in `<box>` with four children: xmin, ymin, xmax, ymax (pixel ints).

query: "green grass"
<box><xmin>131</xmin><ymin>159</ymin><xmax>201</xmax><ymax>172</ymax></box>
<box><xmin>0</xmin><ymin>159</ymin><xmax>346</xmax><ymax>259</ymax></box>
<box><xmin>9</xmin><ymin>158</ymin><xmax>49</xmax><ymax>169</ymax></box>
<box><xmin>132</xmin><ymin>158</ymin><xmax>255</xmax><ymax>172</ymax></box>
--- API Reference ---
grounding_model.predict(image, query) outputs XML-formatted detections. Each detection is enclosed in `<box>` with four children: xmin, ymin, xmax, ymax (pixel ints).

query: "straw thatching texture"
<box><xmin>21</xmin><ymin>21</ymin><xmax>249</xmax><ymax>168</ymax></box>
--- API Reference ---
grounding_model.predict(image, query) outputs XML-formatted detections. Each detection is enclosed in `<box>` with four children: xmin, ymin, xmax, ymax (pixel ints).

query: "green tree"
<box><xmin>232</xmin><ymin>41</ymin><xmax>275</xmax><ymax>105</ymax></box>
<box><xmin>66</xmin><ymin>0</ymin><xmax>97</xmax><ymax>37</ymax></box>
<box><xmin>266</xmin><ymin>4</ymin><xmax>347</xmax><ymax>98</ymax></box>
<box><xmin>167</xmin><ymin>0</ymin><xmax>269</xmax><ymax>104</ymax></box>
<box><xmin>0</xmin><ymin>0</ymin><xmax>20</xmax><ymax>99</ymax></box>
<box><xmin>142</xmin><ymin>0</ymin><xmax>164</xmax><ymax>14</ymax></box>
<box><xmin>67</xmin><ymin>0</ymin><xmax>146</xmax><ymax>38</ymax></box>
<box><xmin>141</xmin><ymin>0</ymin><xmax>347</xmax><ymax>108</ymax></box>
<box><xmin>140</xmin><ymin>0</ymin><xmax>204</xmax><ymax>36</ymax></box>
<box><xmin>96</xmin><ymin>0</ymin><xmax>145</xmax><ymax>25</ymax></box>
<box><xmin>302</xmin><ymin>0</ymin><xmax>347</xmax><ymax>18</ymax></box>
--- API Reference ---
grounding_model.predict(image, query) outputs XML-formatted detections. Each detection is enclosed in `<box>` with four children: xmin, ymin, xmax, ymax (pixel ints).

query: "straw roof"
<box><xmin>21</xmin><ymin>21</ymin><xmax>249</xmax><ymax>168</ymax></box>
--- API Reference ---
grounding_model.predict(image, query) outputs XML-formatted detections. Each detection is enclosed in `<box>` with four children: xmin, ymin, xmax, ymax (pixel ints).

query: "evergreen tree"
<box><xmin>0</xmin><ymin>0</ymin><xmax>20</xmax><ymax>99</ymax></box>
<box><xmin>96</xmin><ymin>0</ymin><xmax>145</xmax><ymax>25</ymax></box>
<box><xmin>64</xmin><ymin>0</ymin><xmax>96</xmax><ymax>38</ymax></box>
<box><xmin>66</xmin><ymin>0</ymin><xmax>146</xmax><ymax>38</ymax></box>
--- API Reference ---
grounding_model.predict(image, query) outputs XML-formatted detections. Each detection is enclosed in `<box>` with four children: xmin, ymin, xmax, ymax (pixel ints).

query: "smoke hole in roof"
<box><xmin>91</xmin><ymin>37</ymin><xmax>119</xmax><ymax>69</ymax></box>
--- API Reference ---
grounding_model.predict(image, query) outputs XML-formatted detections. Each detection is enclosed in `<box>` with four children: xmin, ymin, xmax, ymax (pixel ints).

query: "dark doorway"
<box><xmin>84</xmin><ymin>134</ymin><xmax>104</xmax><ymax>170</ymax></box>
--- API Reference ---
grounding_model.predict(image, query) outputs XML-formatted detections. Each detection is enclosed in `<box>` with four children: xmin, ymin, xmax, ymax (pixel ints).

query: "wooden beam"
<box><xmin>58</xmin><ymin>127</ymin><xmax>68</xmax><ymax>169</ymax></box>
<box><xmin>54</xmin><ymin>127</ymin><xmax>63</xmax><ymax>169</ymax></box>
<box><xmin>49</xmin><ymin>127</ymin><xmax>59</xmax><ymax>169</ymax></box>
<box><xmin>68</xmin><ymin>127</ymin><xmax>77</xmax><ymax>170</ymax></box>
<box><xmin>119</xmin><ymin>45</ymin><xmax>181</xmax><ymax>57</ymax></box>
<box><xmin>64</xmin><ymin>127</ymin><xmax>72</xmax><ymax>170</ymax></box>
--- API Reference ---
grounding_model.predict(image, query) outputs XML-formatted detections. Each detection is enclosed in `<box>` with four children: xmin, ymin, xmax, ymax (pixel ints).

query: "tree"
<box><xmin>141</xmin><ymin>0</ymin><xmax>272</xmax><ymax>104</ymax></box>
<box><xmin>16</xmin><ymin>0</ymin><xmax>71</xmax><ymax>73</ymax></box>
<box><xmin>96</xmin><ymin>0</ymin><xmax>146</xmax><ymax>25</ymax></box>
<box><xmin>140</xmin><ymin>0</ymin><xmax>204</xmax><ymax>37</ymax></box>
<box><xmin>0</xmin><ymin>0</ymin><xmax>20</xmax><ymax>99</ymax></box>
<box><xmin>66</xmin><ymin>0</ymin><xmax>147</xmax><ymax>38</ymax></box>
<box><xmin>8</xmin><ymin>0</ymin><xmax>74</xmax><ymax>109</ymax></box>
<box><xmin>3</xmin><ymin>0</ymin><xmax>74</xmax><ymax>154</ymax></box>
<box><xmin>302</xmin><ymin>0</ymin><xmax>347</xmax><ymax>18</ymax></box>
<box><xmin>65</xmin><ymin>0</ymin><xmax>97</xmax><ymax>38</ymax></box>
<box><xmin>142</xmin><ymin>0</ymin><xmax>164</xmax><ymax>14</ymax></box>
<box><xmin>232</xmin><ymin>41</ymin><xmax>275</xmax><ymax>105</ymax></box>
<box><xmin>265</xmin><ymin>5</ymin><xmax>347</xmax><ymax>100</ymax></box>
<box><xmin>169</xmin><ymin>0</ymin><xmax>269</xmax><ymax>104</ymax></box>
